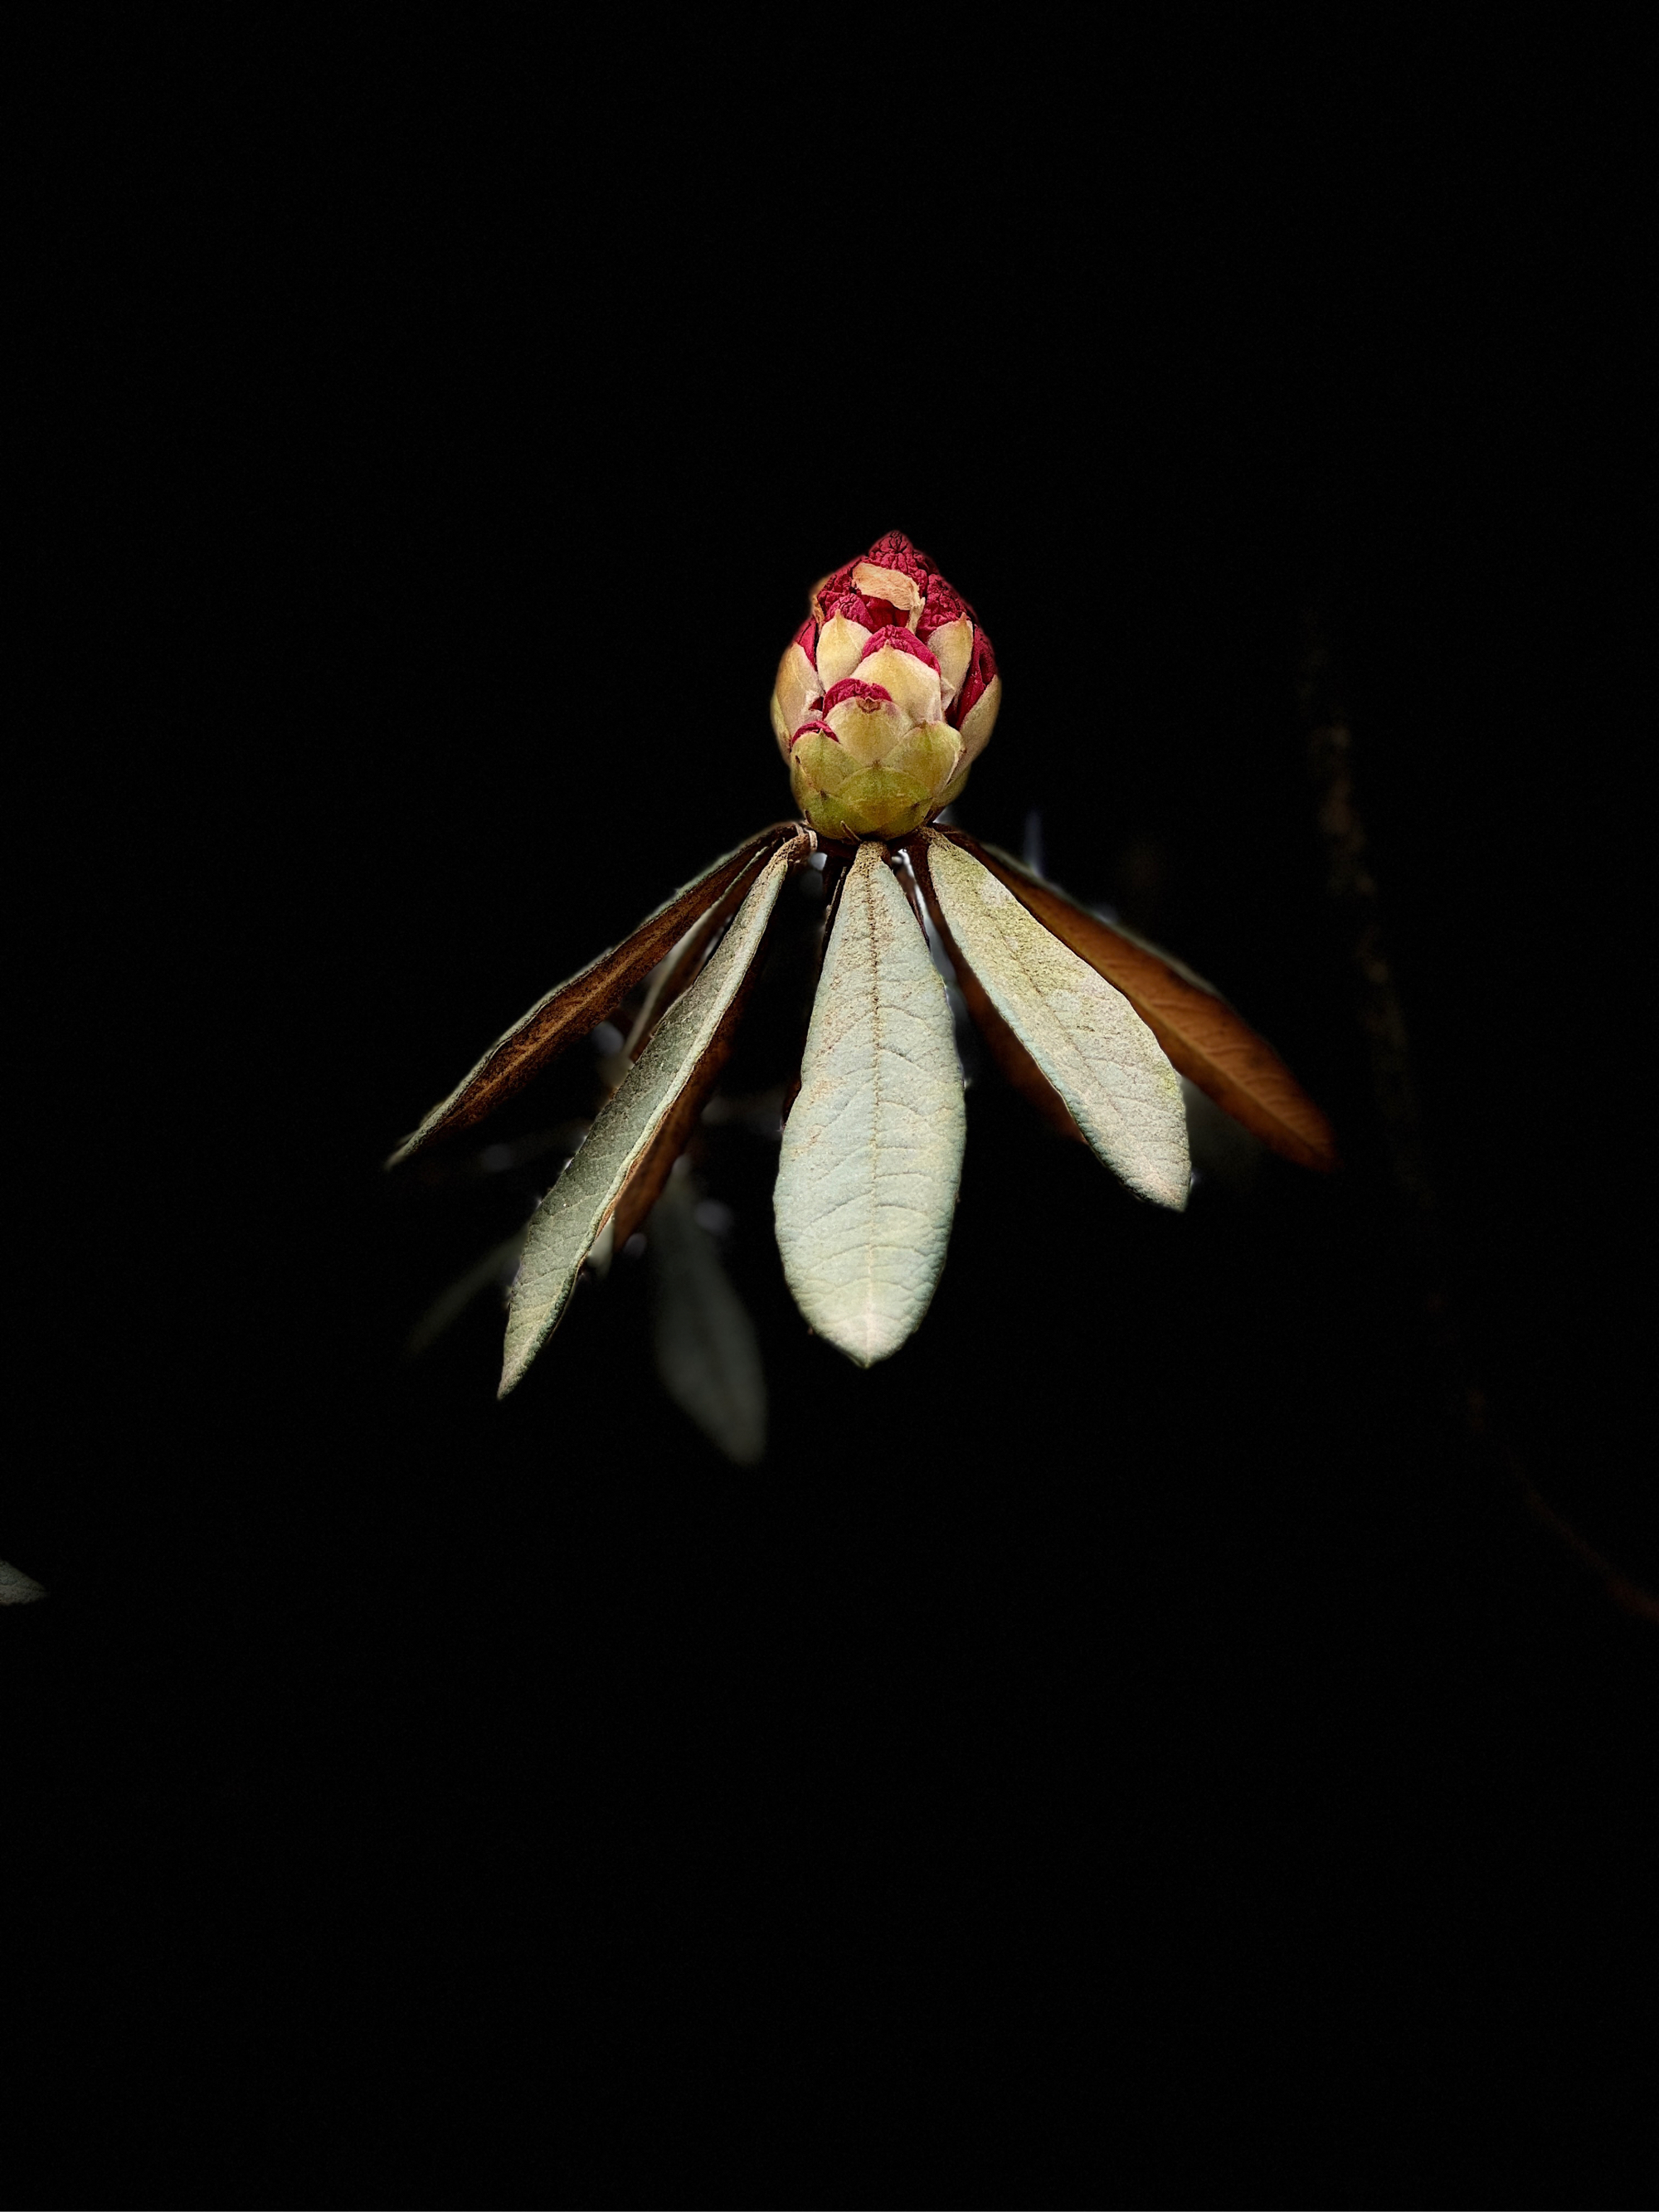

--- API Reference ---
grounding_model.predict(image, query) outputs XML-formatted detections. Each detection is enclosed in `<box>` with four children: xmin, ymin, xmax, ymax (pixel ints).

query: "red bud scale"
<box><xmin>770</xmin><ymin>532</ymin><xmax>1001</xmax><ymax>840</ymax></box>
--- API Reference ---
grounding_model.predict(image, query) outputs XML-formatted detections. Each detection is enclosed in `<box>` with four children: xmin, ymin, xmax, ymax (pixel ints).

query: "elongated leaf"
<box><xmin>499</xmin><ymin>839</ymin><xmax>802</xmax><ymax>1395</ymax></box>
<box><xmin>618</xmin><ymin>846</ymin><xmax>779</xmax><ymax>1059</ymax></box>
<box><xmin>601</xmin><ymin>1019</ymin><xmax>738</xmax><ymax>1256</ymax></box>
<box><xmin>387</xmin><ymin>823</ymin><xmax>796</xmax><ymax>1167</ymax></box>
<box><xmin>774</xmin><ymin>839</ymin><xmax>966</xmax><ymax>1366</ymax></box>
<box><xmin>940</xmin><ymin>828</ymin><xmax>1338</xmax><ymax>1173</ymax></box>
<box><xmin>604</xmin><ymin>867</ymin><xmax>830</xmax><ymax>1253</ymax></box>
<box><xmin>649</xmin><ymin>1171</ymin><xmax>766</xmax><ymax>1466</ymax></box>
<box><xmin>918</xmin><ymin>874</ymin><xmax>1086</xmax><ymax>1143</ymax></box>
<box><xmin>918</xmin><ymin>832</ymin><xmax>1190</xmax><ymax>1209</ymax></box>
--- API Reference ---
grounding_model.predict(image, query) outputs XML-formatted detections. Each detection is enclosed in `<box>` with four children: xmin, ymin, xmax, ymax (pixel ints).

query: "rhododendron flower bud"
<box><xmin>770</xmin><ymin>532</ymin><xmax>1001</xmax><ymax>840</ymax></box>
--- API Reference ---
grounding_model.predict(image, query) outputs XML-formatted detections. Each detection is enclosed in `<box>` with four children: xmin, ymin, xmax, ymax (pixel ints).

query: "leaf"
<box><xmin>387</xmin><ymin>822</ymin><xmax>798</xmax><ymax>1167</ymax></box>
<box><xmin>619</xmin><ymin>844</ymin><xmax>782</xmax><ymax>1057</ymax></box>
<box><xmin>917</xmin><ymin>873</ymin><xmax>1087</xmax><ymax>1145</ymax></box>
<box><xmin>600</xmin><ymin>868</ymin><xmax>815</xmax><ymax>1256</ymax></box>
<box><xmin>917</xmin><ymin>832</ymin><xmax>1190</xmax><ymax>1209</ymax></box>
<box><xmin>0</xmin><ymin>1558</ymin><xmax>46</xmax><ymax>1604</ymax></box>
<box><xmin>499</xmin><ymin>838</ymin><xmax>804</xmax><ymax>1396</ymax></box>
<box><xmin>774</xmin><ymin>839</ymin><xmax>966</xmax><ymax>1366</ymax></box>
<box><xmin>649</xmin><ymin>1171</ymin><xmax>767</xmax><ymax>1466</ymax></box>
<box><xmin>940</xmin><ymin>829</ymin><xmax>1338</xmax><ymax>1174</ymax></box>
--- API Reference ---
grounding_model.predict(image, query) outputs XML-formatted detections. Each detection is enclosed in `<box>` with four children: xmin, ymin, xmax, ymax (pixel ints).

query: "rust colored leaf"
<box><xmin>938</xmin><ymin>829</ymin><xmax>1338</xmax><ymax>1174</ymax></box>
<box><xmin>918</xmin><ymin>834</ymin><xmax>1189</xmax><ymax>1207</ymax></box>
<box><xmin>500</xmin><ymin>838</ymin><xmax>808</xmax><ymax>1395</ymax></box>
<box><xmin>605</xmin><ymin>864</ymin><xmax>797</xmax><ymax>1252</ymax></box>
<box><xmin>619</xmin><ymin>853</ymin><xmax>773</xmax><ymax>1060</ymax></box>
<box><xmin>387</xmin><ymin>823</ymin><xmax>798</xmax><ymax>1167</ymax></box>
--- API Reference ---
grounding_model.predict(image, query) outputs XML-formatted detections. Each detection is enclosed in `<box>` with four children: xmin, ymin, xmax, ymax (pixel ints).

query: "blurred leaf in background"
<box><xmin>649</xmin><ymin>1164</ymin><xmax>766</xmax><ymax>1469</ymax></box>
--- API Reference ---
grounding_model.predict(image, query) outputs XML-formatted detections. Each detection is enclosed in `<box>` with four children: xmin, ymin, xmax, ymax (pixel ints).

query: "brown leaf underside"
<box><xmin>387</xmin><ymin>823</ymin><xmax>798</xmax><ymax>1165</ymax></box>
<box><xmin>604</xmin><ymin>837</ymin><xmax>810</xmax><ymax>1247</ymax></box>
<box><xmin>927</xmin><ymin>828</ymin><xmax>1339</xmax><ymax>1173</ymax></box>
<box><xmin>618</xmin><ymin>851</ymin><xmax>775</xmax><ymax>1057</ymax></box>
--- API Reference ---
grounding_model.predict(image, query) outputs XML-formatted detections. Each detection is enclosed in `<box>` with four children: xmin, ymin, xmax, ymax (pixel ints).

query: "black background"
<box><xmin>10</xmin><ymin>27</ymin><xmax>1653</xmax><ymax>2210</ymax></box>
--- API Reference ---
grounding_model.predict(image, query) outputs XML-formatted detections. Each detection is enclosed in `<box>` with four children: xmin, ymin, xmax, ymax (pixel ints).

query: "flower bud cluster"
<box><xmin>770</xmin><ymin>532</ymin><xmax>1001</xmax><ymax>841</ymax></box>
